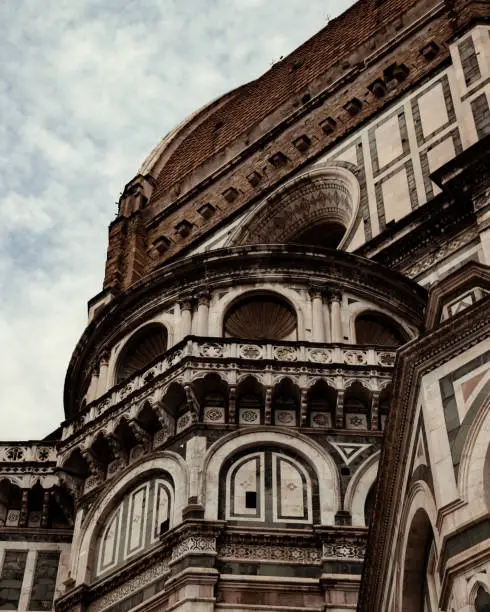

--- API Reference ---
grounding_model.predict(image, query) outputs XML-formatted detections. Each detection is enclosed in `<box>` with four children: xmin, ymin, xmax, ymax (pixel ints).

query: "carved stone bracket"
<box><xmin>128</xmin><ymin>420</ymin><xmax>151</xmax><ymax>450</ymax></box>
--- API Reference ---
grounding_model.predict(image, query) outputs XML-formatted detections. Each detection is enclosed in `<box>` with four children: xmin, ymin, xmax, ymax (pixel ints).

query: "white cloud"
<box><xmin>0</xmin><ymin>0</ymin><xmax>355</xmax><ymax>439</ymax></box>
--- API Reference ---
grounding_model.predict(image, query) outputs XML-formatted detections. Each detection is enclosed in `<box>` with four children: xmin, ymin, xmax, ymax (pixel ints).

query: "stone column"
<box><xmin>309</xmin><ymin>288</ymin><xmax>325</xmax><ymax>343</ymax></box>
<box><xmin>19</xmin><ymin>489</ymin><xmax>29</xmax><ymax>527</ymax></box>
<box><xmin>370</xmin><ymin>391</ymin><xmax>380</xmax><ymax>431</ymax></box>
<box><xmin>335</xmin><ymin>389</ymin><xmax>345</xmax><ymax>429</ymax></box>
<box><xmin>330</xmin><ymin>292</ymin><xmax>343</xmax><ymax>343</ymax></box>
<box><xmin>300</xmin><ymin>388</ymin><xmax>308</xmax><ymax>426</ymax></box>
<box><xmin>196</xmin><ymin>292</ymin><xmax>210</xmax><ymax>337</ymax></box>
<box><xmin>179</xmin><ymin>299</ymin><xmax>193</xmax><ymax>340</ymax></box>
<box><xmin>18</xmin><ymin>549</ymin><xmax>36</xmax><ymax>611</ymax></box>
<box><xmin>228</xmin><ymin>385</ymin><xmax>237</xmax><ymax>424</ymax></box>
<box><xmin>86</xmin><ymin>369</ymin><xmax>99</xmax><ymax>403</ymax></box>
<box><xmin>95</xmin><ymin>353</ymin><xmax>109</xmax><ymax>398</ymax></box>
<box><xmin>41</xmin><ymin>490</ymin><xmax>50</xmax><ymax>528</ymax></box>
<box><xmin>264</xmin><ymin>387</ymin><xmax>272</xmax><ymax>425</ymax></box>
<box><xmin>323</xmin><ymin>299</ymin><xmax>331</xmax><ymax>343</ymax></box>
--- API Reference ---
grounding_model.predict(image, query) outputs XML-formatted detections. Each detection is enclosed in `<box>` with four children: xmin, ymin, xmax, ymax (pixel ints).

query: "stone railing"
<box><xmin>61</xmin><ymin>338</ymin><xmax>396</xmax><ymax>442</ymax></box>
<box><xmin>0</xmin><ymin>442</ymin><xmax>57</xmax><ymax>463</ymax></box>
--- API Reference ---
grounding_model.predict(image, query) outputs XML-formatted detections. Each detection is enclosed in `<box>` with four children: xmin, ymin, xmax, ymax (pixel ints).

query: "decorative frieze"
<box><xmin>323</xmin><ymin>539</ymin><xmax>366</xmax><ymax>561</ymax></box>
<box><xmin>0</xmin><ymin>443</ymin><xmax>57</xmax><ymax>463</ymax></box>
<box><xmin>219</xmin><ymin>541</ymin><xmax>322</xmax><ymax>564</ymax></box>
<box><xmin>89</xmin><ymin>558</ymin><xmax>169</xmax><ymax>612</ymax></box>
<box><xmin>171</xmin><ymin>535</ymin><xmax>217</xmax><ymax>562</ymax></box>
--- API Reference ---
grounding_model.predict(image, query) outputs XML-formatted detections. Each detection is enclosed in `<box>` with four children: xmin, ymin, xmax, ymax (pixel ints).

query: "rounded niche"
<box><xmin>116</xmin><ymin>323</ymin><xmax>168</xmax><ymax>384</ymax></box>
<box><xmin>227</xmin><ymin>164</ymin><xmax>360</xmax><ymax>250</ymax></box>
<box><xmin>223</xmin><ymin>294</ymin><xmax>297</xmax><ymax>341</ymax></box>
<box><xmin>355</xmin><ymin>312</ymin><xmax>409</xmax><ymax>347</ymax></box>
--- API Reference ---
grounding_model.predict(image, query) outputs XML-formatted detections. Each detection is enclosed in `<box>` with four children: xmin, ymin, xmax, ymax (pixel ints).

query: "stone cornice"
<box><xmin>355</xmin><ymin>194</ymin><xmax>475</xmax><ymax>273</ymax></box>
<box><xmin>357</xmin><ymin>294</ymin><xmax>490</xmax><ymax>609</ymax></box>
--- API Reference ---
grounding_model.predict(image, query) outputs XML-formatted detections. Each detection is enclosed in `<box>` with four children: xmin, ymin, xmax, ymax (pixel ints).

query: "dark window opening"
<box><xmin>245</xmin><ymin>491</ymin><xmax>257</xmax><ymax>509</ymax></box>
<box><xmin>291</xmin><ymin>221</ymin><xmax>346</xmax><ymax>249</ymax></box>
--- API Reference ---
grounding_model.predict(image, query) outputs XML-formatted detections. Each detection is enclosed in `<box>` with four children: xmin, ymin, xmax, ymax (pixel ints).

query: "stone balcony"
<box><xmin>60</xmin><ymin>337</ymin><xmax>395</xmax><ymax>455</ymax></box>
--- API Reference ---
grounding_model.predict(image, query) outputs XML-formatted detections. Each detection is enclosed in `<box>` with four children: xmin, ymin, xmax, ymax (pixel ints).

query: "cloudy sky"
<box><xmin>0</xmin><ymin>0</ymin><xmax>355</xmax><ymax>440</ymax></box>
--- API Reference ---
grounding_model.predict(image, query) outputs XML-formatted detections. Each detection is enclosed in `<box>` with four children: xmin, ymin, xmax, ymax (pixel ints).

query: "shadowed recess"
<box><xmin>224</xmin><ymin>295</ymin><xmax>297</xmax><ymax>341</ymax></box>
<box><xmin>116</xmin><ymin>324</ymin><xmax>168</xmax><ymax>384</ymax></box>
<box><xmin>355</xmin><ymin>312</ymin><xmax>408</xmax><ymax>346</ymax></box>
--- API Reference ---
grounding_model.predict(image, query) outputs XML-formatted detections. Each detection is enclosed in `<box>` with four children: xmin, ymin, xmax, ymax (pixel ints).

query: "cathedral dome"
<box><xmin>137</xmin><ymin>0</ymin><xmax>436</xmax><ymax>206</ymax></box>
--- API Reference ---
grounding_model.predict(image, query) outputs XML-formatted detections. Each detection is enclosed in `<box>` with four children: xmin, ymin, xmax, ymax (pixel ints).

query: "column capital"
<box><xmin>179</xmin><ymin>298</ymin><xmax>193</xmax><ymax>312</ymax></box>
<box><xmin>308</xmin><ymin>286</ymin><xmax>325</xmax><ymax>300</ymax></box>
<box><xmin>197</xmin><ymin>291</ymin><xmax>210</xmax><ymax>307</ymax></box>
<box><xmin>99</xmin><ymin>351</ymin><xmax>110</xmax><ymax>366</ymax></box>
<box><xmin>328</xmin><ymin>289</ymin><xmax>342</xmax><ymax>303</ymax></box>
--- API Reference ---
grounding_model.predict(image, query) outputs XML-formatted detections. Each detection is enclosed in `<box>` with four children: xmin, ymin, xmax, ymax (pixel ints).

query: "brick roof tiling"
<box><xmin>151</xmin><ymin>0</ymin><xmax>435</xmax><ymax>201</ymax></box>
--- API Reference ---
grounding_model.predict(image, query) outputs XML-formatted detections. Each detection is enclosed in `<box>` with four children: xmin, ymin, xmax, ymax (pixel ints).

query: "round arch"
<box><xmin>210</xmin><ymin>285</ymin><xmax>306</xmax><ymax>340</ymax></box>
<box><xmin>223</xmin><ymin>292</ymin><xmax>297</xmax><ymax>341</ymax></box>
<box><xmin>71</xmin><ymin>452</ymin><xmax>188</xmax><ymax>585</ymax></box>
<box><xmin>201</xmin><ymin>427</ymin><xmax>340</xmax><ymax>524</ymax></box>
<box><xmin>107</xmin><ymin>316</ymin><xmax>175</xmax><ymax>387</ymax></box>
<box><xmin>225</xmin><ymin>164</ymin><xmax>361</xmax><ymax>250</ymax></box>
<box><xmin>349</xmin><ymin>305</ymin><xmax>412</xmax><ymax>347</ymax></box>
<box><xmin>396</xmin><ymin>481</ymin><xmax>439</xmax><ymax>611</ymax></box>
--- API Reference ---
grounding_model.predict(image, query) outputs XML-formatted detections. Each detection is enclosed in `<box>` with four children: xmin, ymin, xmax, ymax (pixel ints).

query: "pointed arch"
<box><xmin>458</xmin><ymin>391</ymin><xmax>490</xmax><ymax>513</ymax></box>
<box><xmin>344</xmin><ymin>451</ymin><xmax>379</xmax><ymax>526</ymax></box>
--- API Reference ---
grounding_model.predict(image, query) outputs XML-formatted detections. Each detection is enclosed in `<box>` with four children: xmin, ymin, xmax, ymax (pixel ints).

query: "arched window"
<box><xmin>94</xmin><ymin>475</ymin><xmax>173</xmax><ymax>579</ymax></box>
<box><xmin>116</xmin><ymin>324</ymin><xmax>168</xmax><ymax>384</ymax></box>
<box><xmin>194</xmin><ymin>374</ymin><xmax>228</xmax><ymax>424</ymax></box>
<box><xmin>308</xmin><ymin>380</ymin><xmax>336</xmax><ymax>428</ymax></box>
<box><xmin>236</xmin><ymin>376</ymin><xmax>265</xmax><ymax>425</ymax></box>
<box><xmin>272</xmin><ymin>378</ymin><xmax>300</xmax><ymax>426</ymax></box>
<box><xmin>228</xmin><ymin>166</ymin><xmax>360</xmax><ymax>251</ymax></box>
<box><xmin>344</xmin><ymin>382</ymin><xmax>371</xmax><ymax>430</ymax></box>
<box><xmin>402</xmin><ymin>508</ymin><xmax>435</xmax><ymax>611</ymax></box>
<box><xmin>220</xmin><ymin>447</ymin><xmax>318</xmax><ymax>526</ymax></box>
<box><xmin>0</xmin><ymin>480</ymin><xmax>21</xmax><ymax>527</ymax></box>
<box><xmin>161</xmin><ymin>383</ymin><xmax>189</xmax><ymax>435</ymax></box>
<box><xmin>223</xmin><ymin>294</ymin><xmax>297</xmax><ymax>341</ymax></box>
<box><xmin>355</xmin><ymin>312</ymin><xmax>408</xmax><ymax>347</ymax></box>
<box><xmin>475</xmin><ymin>586</ymin><xmax>490</xmax><ymax>611</ymax></box>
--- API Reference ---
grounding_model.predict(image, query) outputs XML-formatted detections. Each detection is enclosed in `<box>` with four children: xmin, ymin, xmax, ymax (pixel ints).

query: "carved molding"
<box><xmin>219</xmin><ymin>541</ymin><xmax>322</xmax><ymax>564</ymax></box>
<box><xmin>89</xmin><ymin>559</ymin><xmax>169</xmax><ymax>612</ymax></box>
<box><xmin>171</xmin><ymin>535</ymin><xmax>217</xmax><ymax>562</ymax></box>
<box><xmin>323</xmin><ymin>539</ymin><xmax>366</xmax><ymax>561</ymax></box>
